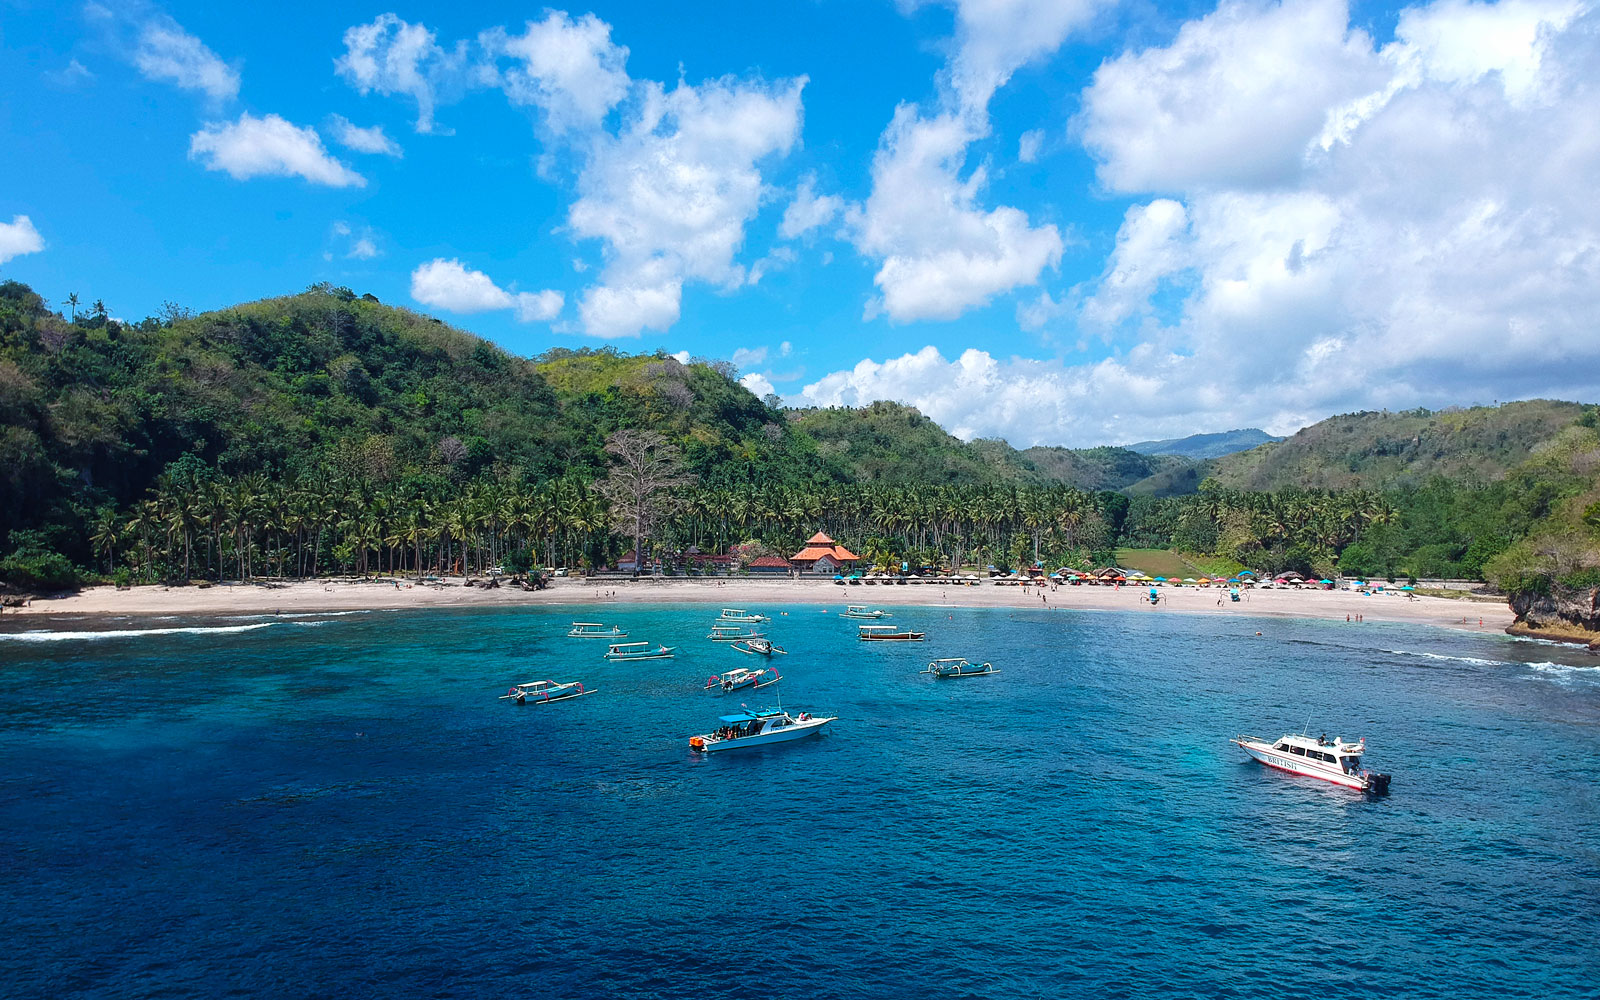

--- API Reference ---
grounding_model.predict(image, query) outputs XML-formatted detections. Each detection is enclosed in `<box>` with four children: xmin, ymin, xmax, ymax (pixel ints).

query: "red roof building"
<box><xmin>789</xmin><ymin>531</ymin><xmax>860</xmax><ymax>574</ymax></box>
<box><xmin>748</xmin><ymin>554</ymin><xmax>792</xmax><ymax>574</ymax></box>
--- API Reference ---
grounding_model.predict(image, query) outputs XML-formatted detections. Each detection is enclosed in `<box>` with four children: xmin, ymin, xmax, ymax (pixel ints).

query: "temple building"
<box><xmin>789</xmin><ymin>531</ymin><xmax>861</xmax><ymax>575</ymax></box>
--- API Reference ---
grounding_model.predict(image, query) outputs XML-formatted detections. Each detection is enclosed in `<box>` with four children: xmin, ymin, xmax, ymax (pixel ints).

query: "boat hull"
<box><xmin>694</xmin><ymin>718</ymin><xmax>832</xmax><ymax>752</ymax></box>
<box><xmin>1232</xmin><ymin>739</ymin><xmax>1374</xmax><ymax>791</ymax></box>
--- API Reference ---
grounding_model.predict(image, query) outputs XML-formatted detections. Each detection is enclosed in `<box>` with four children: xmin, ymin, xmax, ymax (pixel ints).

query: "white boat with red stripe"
<box><xmin>1231</xmin><ymin>731</ymin><xmax>1391</xmax><ymax>794</ymax></box>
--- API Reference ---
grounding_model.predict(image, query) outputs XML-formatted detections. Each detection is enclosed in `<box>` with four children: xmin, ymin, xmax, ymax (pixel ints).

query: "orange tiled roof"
<box><xmin>791</xmin><ymin>544</ymin><xmax>859</xmax><ymax>563</ymax></box>
<box><xmin>806</xmin><ymin>531</ymin><xmax>835</xmax><ymax>544</ymax></box>
<box><xmin>749</xmin><ymin>555</ymin><xmax>790</xmax><ymax>568</ymax></box>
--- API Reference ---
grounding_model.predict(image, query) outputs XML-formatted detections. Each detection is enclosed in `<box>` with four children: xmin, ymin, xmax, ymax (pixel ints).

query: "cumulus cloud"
<box><xmin>780</xmin><ymin>174</ymin><xmax>844</xmax><ymax>239</ymax></box>
<box><xmin>328</xmin><ymin>115</ymin><xmax>403</xmax><ymax>156</ymax></box>
<box><xmin>336</xmin><ymin>13</ymin><xmax>464</xmax><ymax>133</ymax></box>
<box><xmin>479</xmin><ymin>11</ymin><xmax>631</xmax><ymax>131</ymax></box>
<box><xmin>802</xmin><ymin>0</ymin><xmax>1600</xmax><ymax>446</ymax></box>
<box><xmin>133</xmin><ymin>16</ymin><xmax>240</xmax><ymax>102</ymax></box>
<box><xmin>569</xmin><ymin>75</ymin><xmax>807</xmax><ymax>336</ymax></box>
<box><xmin>849</xmin><ymin>0</ymin><xmax>1100</xmax><ymax>322</ymax></box>
<box><xmin>409</xmin><ymin>258</ymin><xmax>563</xmax><ymax>323</ymax></box>
<box><xmin>339</xmin><ymin>11</ymin><xmax>805</xmax><ymax>339</ymax></box>
<box><xmin>1017</xmin><ymin>128</ymin><xmax>1044</xmax><ymax>163</ymax></box>
<box><xmin>740</xmin><ymin>372</ymin><xmax>777</xmax><ymax>398</ymax></box>
<box><xmin>0</xmin><ymin>215</ymin><xmax>45</xmax><ymax>265</ymax></box>
<box><xmin>189</xmin><ymin>113</ymin><xmax>365</xmax><ymax>187</ymax></box>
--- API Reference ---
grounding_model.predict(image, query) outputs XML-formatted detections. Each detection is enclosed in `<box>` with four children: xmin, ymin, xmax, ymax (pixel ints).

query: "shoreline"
<box><xmin>0</xmin><ymin>576</ymin><xmax>1515</xmax><ymax>637</ymax></box>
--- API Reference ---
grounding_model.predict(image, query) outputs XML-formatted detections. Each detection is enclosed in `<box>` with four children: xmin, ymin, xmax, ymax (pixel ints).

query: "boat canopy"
<box><xmin>571</xmin><ymin>622</ymin><xmax>605</xmax><ymax>627</ymax></box>
<box><xmin>718</xmin><ymin>709</ymin><xmax>781</xmax><ymax>723</ymax></box>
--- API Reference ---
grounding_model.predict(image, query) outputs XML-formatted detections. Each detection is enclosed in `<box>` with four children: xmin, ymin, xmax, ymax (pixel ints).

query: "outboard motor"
<box><xmin>1364</xmin><ymin>772</ymin><xmax>1392</xmax><ymax>795</ymax></box>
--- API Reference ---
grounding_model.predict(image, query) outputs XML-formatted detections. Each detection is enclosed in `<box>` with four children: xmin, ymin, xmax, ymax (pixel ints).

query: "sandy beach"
<box><xmin>0</xmin><ymin>576</ymin><xmax>1513</xmax><ymax>635</ymax></box>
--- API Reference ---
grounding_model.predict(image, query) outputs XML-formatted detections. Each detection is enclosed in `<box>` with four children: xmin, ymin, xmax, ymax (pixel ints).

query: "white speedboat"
<box><xmin>689</xmin><ymin>708</ymin><xmax>833</xmax><ymax>752</ymax></box>
<box><xmin>923</xmin><ymin>657</ymin><xmax>997</xmax><ymax>679</ymax></box>
<box><xmin>717</xmin><ymin>608</ymin><xmax>771</xmax><ymax>623</ymax></box>
<box><xmin>708</xmin><ymin>624</ymin><xmax>765</xmax><ymax>642</ymax></box>
<box><xmin>731</xmin><ymin>636</ymin><xmax>787</xmax><ymax>656</ymax></box>
<box><xmin>857</xmin><ymin>624</ymin><xmax>926</xmax><ymax>641</ymax></box>
<box><xmin>703</xmin><ymin>667</ymin><xmax>781</xmax><ymax>692</ymax></box>
<box><xmin>1231</xmin><ymin>731</ymin><xmax>1391</xmax><ymax>793</ymax></box>
<box><xmin>569</xmin><ymin>622</ymin><xmax>627</xmax><ymax>638</ymax></box>
<box><xmin>499</xmin><ymin>679</ymin><xmax>596</xmax><ymax>705</ymax></box>
<box><xmin>603</xmin><ymin>641</ymin><xmax>674</xmax><ymax>661</ymax></box>
<box><xmin>838</xmin><ymin>605</ymin><xmax>892</xmax><ymax>620</ymax></box>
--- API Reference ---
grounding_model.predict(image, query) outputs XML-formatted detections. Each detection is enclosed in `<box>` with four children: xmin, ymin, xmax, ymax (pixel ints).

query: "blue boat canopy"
<box><xmin>718</xmin><ymin>709</ymin><xmax>781</xmax><ymax>723</ymax></box>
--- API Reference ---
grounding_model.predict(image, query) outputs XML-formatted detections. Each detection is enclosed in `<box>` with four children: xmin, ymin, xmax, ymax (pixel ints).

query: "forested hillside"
<box><xmin>1203</xmin><ymin>401</ymin><xmax>1584</xmax><ymax>491</ymax></box>
<box><xmin>0</xmin><ymin>280</ymin><xmax>1594</xmax><ymax>607</ymax></box>
<box><xmin>1125</xmin><ymin>428</ymin><xmax>1280</xmax><ymax>460</ymax></box>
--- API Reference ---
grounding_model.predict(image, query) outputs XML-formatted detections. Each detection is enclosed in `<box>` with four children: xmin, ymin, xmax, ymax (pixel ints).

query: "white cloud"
<box><xmin>1080</xmin><ymin>0</ymin><xmax>1388</xmax><ymax>193</ymax></box>
<box><xmin>850</xmin><ymin>106</ymin><xmax>1063</xmax><ymax>322</ymax></box>
<box><xmin>779</xmin><ymin>174</ymin><xmax>844</xmax><ymax>239</ymax></box>
<box><xmin>328</xmin><ymin>115</ymin><xmax>403</xmax><ymax>157</ymax></box>
<box><xmin>479</xmin><ymin>12</ymin><xmax>631</xmax><ymax>131</ymax></box>
<box><xmin>410</xmin><ymin>258</ymin><xmax>564</xmax><ymax>324</ymax></box>
<box><xmin>1016</xmin><ymin>290</ymin><xmax>1066</xmax><ymax>331</ymax></box>
<box><xmin>45</xmin><ymin>58</ymin><xmax>95</xmax><ymax>87</ymax></box>
<box><xmin>0</xmin><ymin>215</ymin><xmax>45</xmax><ymax>265</ymax></box>
<box><xmin>1017</xmin><ymin>128</ymin><xmax>1044</xmax><ymax>163</ymax></box>
<box><xmin>732</xmin><ymin>346</ymin><xmax>769</xmax><ymax>367</ymax></box>
<box><xmin>570</xmin><ymin>75</ymin><xmax>807</xmax><ymax>336</ymax></box>
<box><xmin>780</xmin><ymin>341</ymin><xmax>792</xmax><ymax>356</ymax></box>
<box><xmin>348</xmin><ymin>238</ymin><xmax>380</xmax><ymax>260</ymax></box>
<box><xmin>514</xmin><ymin>289</ymin><xmax>564</xmax><ymax>322</ymax></box>
<box><xmin>134</xmin><ymin>17</ymin><xmax>240</xmax><ymax>102</ymax></box>
<box><xmin>189</xmin><ymin>113</ymin><xmax>365</xmax><ymax>187</ymax></box>
<box><xmin>336</xmin><ymin>13</ymin><xmax>463</xmax><ymax>133</ymax></box>
<box><xmin>740</xmin><ymin>372</ymin><xmax>777</xmax><ymax>398</ymax></box>
<box><xmin>794</xmin><ymin>1</ymin><xmax>1600</xmax><ymax>446</ymax></box>
<box><xmin>412</xmin><ymin>259</ymin><xmax>512</xmax><ymax>312</ymax></box>
<box><xmin>670</xmin><ymin>350</ymin><xmax>692</xmax><ymax>364</ymax></box>
<box><xmin>849</xmin><ymin>0</ymin><xmax>1098</xmax><ymax>323</ymax></box>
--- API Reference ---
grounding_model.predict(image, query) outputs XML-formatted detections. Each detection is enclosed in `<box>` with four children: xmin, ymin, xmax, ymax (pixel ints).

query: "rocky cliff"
<box><xmin>1507</xmin><ymin>585</ymin><xmax>1600</xmax><ymax>650</ymax></box>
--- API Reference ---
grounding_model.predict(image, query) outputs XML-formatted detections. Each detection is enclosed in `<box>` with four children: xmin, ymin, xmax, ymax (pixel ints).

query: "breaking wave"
<box><xmin>0</xmin><ymin>621</ymin><xmax>331</xmax><ymax>643</ymax></box>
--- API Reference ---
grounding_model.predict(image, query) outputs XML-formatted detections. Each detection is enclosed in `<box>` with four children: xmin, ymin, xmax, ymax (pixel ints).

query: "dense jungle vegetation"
<box><xmin>0</xmin><ymin>280</ymin><xmax>1594</xmax><ymax>602</ymax></box>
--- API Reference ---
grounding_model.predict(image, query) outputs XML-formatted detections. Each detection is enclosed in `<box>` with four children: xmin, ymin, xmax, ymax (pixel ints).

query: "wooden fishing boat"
<box><xmin>923</xmin><ymin>657</ymin><xmax>998</xmax><ymax>679</ymax></box>
<box><xmin>731</xmin><ymin>636</ymin><xmax>787</xmax><ymax>656</ymax></box>
<box><xmin>603</xmin><ymin>641</ymin><xmax>675</xmax><ymax>661</ymax></box>
<box><xmin>717</xmin><ymin>608</ymin><xmax>771</xmax><ymax>623</ymax></box>
<box><xmin>838</xmin><ymin>605</ymin><xmax>892</xmax><ymax>620</ymax></box>
<box><xmin>499</xmin><ymin>679</ymin><xmax>596</xmax><ymax>704</ymax></box>
<box><xmin>568</xmin><ymin>622</ymin><xmax>627</xmax><ymax>638</ymax></box>
<box><xmin>857</xmin><ymin>624</ymin><xmax>926</xmax><ymax>641</ymax></box>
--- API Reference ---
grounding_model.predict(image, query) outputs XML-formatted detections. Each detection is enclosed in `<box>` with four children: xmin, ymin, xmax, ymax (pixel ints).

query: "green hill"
<box><xmin>1018</xmin><ymin>445</ymin><xmax>1190</xmax><ymax>492</ymax></box>
<box><xmin>785</xmin><ymin>402</ymin><xmax>1043</xmax><ymax>484</ymax></box>
<box><xmin>1206</xmin><ymin>401</ymin><xmax>1585</xmax><ymax>492</ymax></box>
<box><xmin>1125</xmin><ymin>428</ymin><xmax>1280</xmax><ymax>460</ymax></box>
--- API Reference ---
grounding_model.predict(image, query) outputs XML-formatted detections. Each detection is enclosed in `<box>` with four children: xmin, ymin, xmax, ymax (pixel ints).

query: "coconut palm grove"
<box><xmin>1</xmin><ymin>282</ymin><xmax>1595</xmax><ymax>607</ymax></box>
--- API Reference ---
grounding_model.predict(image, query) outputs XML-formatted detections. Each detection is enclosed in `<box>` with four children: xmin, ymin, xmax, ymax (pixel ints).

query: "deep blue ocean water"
<box><xmin>2</xmin><ymin>603</ymin><xmax>1597</xmax><ymax>999</ymax></box>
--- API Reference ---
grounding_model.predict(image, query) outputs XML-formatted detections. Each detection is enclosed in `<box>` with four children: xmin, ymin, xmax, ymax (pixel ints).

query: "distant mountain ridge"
<box><xmin>1125</xmin><ymin>428</ymin><xmax>1281</xmax><ymax>460</ymax></box>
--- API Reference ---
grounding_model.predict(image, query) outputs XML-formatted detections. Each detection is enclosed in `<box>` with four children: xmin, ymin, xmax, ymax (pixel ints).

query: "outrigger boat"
<box><xmin>708</xmin><ymin>624</ymin><xmax>765</xmax><ymax>642</ymax></box>
<box><xmin>731</xmin><ymin>636</ymin><xmax>787</xmax><ymax>656</ymax></box>
<box><xmin>717</xmin><ymin>608</ymin><xmax>771</xmax><ymax>623</ymax></box>
<box><xmin>604</xmin><ymin>641</ymin><xmax>675</xmax><ymax>661</ymax></box>
<box><xmin>568</xmin><ymin>622</ymin><xmax>627</xmax><ymax>639</ymax></box>
<box><xmin>703</xmin><ymin>667</ymin><xmax>781</xmax><ymax>692</ymax></box>
<box><xmin>689</xmin><ymin>707</ymin><xmax>834</xmax><ymax>752</ymax></box>
<box><xmin>857</xmin><ymin>624</ymin><xmax>926</xmax><ymax>641</ymax></box>
<box><xmin>923</xmin><ymin>657</ymin><xmax>997</xmax><ymax>679</ymax></box>
<box><xmin>838</xmin><ymin>605</ymin><xmax>892</xmax><ymax>620</ymax></box>
<box><xmin>499</xmin><ymin>679</ymin><xmax>596</xmax><ymax>705</ymax></box>
<box><xmin>1231</xmin><ymin>731</ymin><xmax>1392</xmax><ymax>794</ymax></box>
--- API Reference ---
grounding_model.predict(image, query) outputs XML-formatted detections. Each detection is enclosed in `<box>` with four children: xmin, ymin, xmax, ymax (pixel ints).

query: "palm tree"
<box><xmin>64</xmin><ymin>293</ymin><xmax>80</xmax><ymax>320</ymax></box>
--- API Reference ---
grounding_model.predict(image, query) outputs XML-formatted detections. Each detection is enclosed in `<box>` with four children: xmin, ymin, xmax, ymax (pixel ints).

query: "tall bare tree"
<box><xmin>596</xmin><ymin>430</ymin><xmax>687</xmax><ymax>574</ymax></box>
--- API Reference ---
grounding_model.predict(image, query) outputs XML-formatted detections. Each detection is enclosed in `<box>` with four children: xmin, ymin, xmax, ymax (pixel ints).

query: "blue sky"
<box><xmin>3</xmin><ymin>0</ymin><xmax>1598</xmax><ymax>447</ymax></box>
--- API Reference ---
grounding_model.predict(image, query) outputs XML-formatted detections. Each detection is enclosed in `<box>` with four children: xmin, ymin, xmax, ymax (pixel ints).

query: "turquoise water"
<box><xmin>2</xmin><ymin>604</ymin><xmax>1597</xmax><ymax>997</ymax></box>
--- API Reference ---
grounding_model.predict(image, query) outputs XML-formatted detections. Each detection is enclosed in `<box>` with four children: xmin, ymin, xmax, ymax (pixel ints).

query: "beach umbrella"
<box><xmin>1154</xmin><ymin>576</ymin><xmax>1166</xmax><ymax>582</ymax></box>
<box><xmin>1238</xmin><ymin>570</ymin><xmax>1256</xmax><ymax>577</ymax></box>
<box><xmin>1320</xmin><ymin>579</ymin><xmax>1333</xmax><ymax>584</ymax></box>
<box><xmin>1401</xmin><ymin>585</ymin><xmax>1415</xmax><ymax>590</ymax></box>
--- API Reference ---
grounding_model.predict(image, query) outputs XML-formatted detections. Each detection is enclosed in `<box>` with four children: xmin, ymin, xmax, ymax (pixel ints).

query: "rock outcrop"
<box><xmin>1508</xmin><ymin>585</ymin><xmax>1600</xmax><ymax>650</ymax></box>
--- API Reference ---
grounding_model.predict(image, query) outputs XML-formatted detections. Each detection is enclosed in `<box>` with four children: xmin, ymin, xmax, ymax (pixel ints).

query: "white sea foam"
<box><xmin>1381</xmin><ymin>649</ymin><xmax>1508</xmax><ymax>667</ymax></box>
<box><xmin>0</xmin><ymin>621</ymin><xmax>330</xmax><ymax>643</ymax></box>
